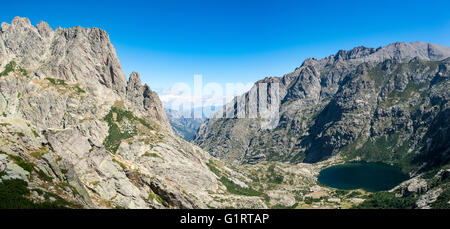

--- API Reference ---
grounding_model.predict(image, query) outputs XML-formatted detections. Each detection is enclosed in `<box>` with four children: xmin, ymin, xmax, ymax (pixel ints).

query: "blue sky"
<box><xmin>2</xmin><ymin>0</ymin><xmax>450</xmax><ymax>107</ymax></box>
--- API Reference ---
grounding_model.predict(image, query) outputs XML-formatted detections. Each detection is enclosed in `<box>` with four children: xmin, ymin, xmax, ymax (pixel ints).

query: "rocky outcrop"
<box><xmin>1</xmin><ymin>17</ymin><xmax>127</xmax><ymax>95</ymax></box>
<box><xmin>194</xmin><ymin>42</ymin><xmax>450</xmax><ymax>172</ymax></box>
<box><xmin>0</xmin><ymin>17</ymin><xmax>226</xmax><ymax>209</ymax></box>
<box><xmin>126</xmin><ymin>71</ymin><xmax>171</xmax><ymax>129</ymax></box>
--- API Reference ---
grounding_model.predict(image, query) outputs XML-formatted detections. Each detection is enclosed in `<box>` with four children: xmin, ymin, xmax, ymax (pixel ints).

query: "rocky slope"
<box><xmin>194</xmin><ymin>42</ymin><xmax>450</xmax><ymax>175</ymax></box>
<box><xmin>0</xmin><ymin>17</ymin><xmax>308</xmax><ymax>209</ymax></box>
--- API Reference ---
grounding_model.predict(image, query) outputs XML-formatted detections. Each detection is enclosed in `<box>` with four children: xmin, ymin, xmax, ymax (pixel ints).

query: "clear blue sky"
<box><xmin>2</xmin><ymin>0</ymin><xmax>450</xmax><ymax>95</ymax></box>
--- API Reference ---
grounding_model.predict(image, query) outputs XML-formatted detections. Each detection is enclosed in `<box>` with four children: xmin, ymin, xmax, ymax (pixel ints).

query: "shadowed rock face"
<box><xmin>194</xmin><ymin>42</ymin><xmax>450</xmax><ymax>171</ymax></box>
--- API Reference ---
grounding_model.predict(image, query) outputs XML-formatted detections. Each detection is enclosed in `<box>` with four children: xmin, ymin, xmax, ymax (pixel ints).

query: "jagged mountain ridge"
<box><xmin>194</xmin><ymin>42</ymin><xmax>450</xmax><ymax>173</ymax></box>
<box><xmin>3</xmin><ymin>17</ymin><xmax>362</xmax><ymax>210</ymax></box>
<box><xmin>0</xmin><ymin>17</ymin><xmax>281</xmax><ymax>209</ymax></box>
<box><xmin>0</xmin><ymin>16</ymin><xmax>448</xmax><ymax>209</ymax></box>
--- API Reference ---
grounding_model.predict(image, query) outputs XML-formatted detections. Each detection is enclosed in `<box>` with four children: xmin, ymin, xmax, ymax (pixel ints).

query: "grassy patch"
<box><xmin>112</xmin><ymin>158</ymin><xmax>127</xmax><ymax>170</ymax></box>
<box><xmin>352</xmin><ymin>191</ymin><xmax>417</xmax><ymax>209</ymax></box>
<box><xmin>37</xmin><ymin>169</ymin><xmax>53</xmax><ymax>183</ymax></box>
<box><xmin>58</xmin><ymin>183</ymin><xmax>80</xmax><ymax>197</ymax></box>
<box><xmin>267</xmin><ymin>164</ymin><xmax>284</xmax><ymax>184</ymax></box>
<box><xmin>2</xmin><ymin>61</ymin><xmax>29</xmax><ymax>77</ymax></box>
<box><xmin>143</xmin><ymin>152</ymin><xmax>161</xmax><ymax>158</ymax></box>
<box><xmin>219</xmin><ymin>177</ymin><xmax>262</xmax><ymax>197</ymax></box>
<box><xmin>46</xmin><ymin>78</ymin><xmax>67</xmax><ymax>86</ymax></box>
<box><xmin>431</xmin><ymin>188</ymin><xmax>450</xmax><ymax>209</ymax></box>
<box><xmin>384</xmin><ymin>81</ymin><xmax>428</xmax><ymax>107</ymax></box>
<box><xmin>0</xmin><ymin>179</ymin><xmax>72</xmax><ymax>209</ymax></box>
<box><xmin>72</xmin><ymin>85</ymin><xmax>86</xmax><ymax>94</ymax></box>
<box><xmin>367</xmin><ymin>65</ymin><xmax>388</xmax><ymax>89</ymax></box>
<box><xmin>32</xmin><ymin>129</ymin><xmax>40</xmax><ymax>138</ymax></box>
<box><xmin>342</xmin><ymin>133</ymin><xmax>414</xmax><ymax>172</ymax></box>
<box><xmin>103</xmin><ymin>106</ymin><xmax>158</xmax><ymax>153</ymax></box>
<box><xmin>8</xmin><ymin>155</ymin><xmax>34</xmax><ymax>173</ymax></box>
<box><xmin>206</xmin><ymin>160</ymin><xmax>222</xmax><ymax>177</ymax></box>
<box><xmin>103</xmin><ymin>107</ymin><xmax>138</xmax><ymax>153</ymax></box>
<box><xmin>148</xmin><ymin>190</ymin><xmax>168</xmax><ymax>206</ymax></box>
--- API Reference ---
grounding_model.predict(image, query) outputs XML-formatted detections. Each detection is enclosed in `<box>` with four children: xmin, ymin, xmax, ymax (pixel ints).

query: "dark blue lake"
<box><xmin>317</xmin><ymin>161</ymin><xmax>409</xmax><ymax>192</ymax></box>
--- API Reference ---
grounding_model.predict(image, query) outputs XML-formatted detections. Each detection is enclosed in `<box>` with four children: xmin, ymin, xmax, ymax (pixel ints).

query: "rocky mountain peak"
<box><xmin>125</xmin><ymin>71</ymin><xmax>171</xmax><ymax>129</ymax></box>
<box><xmin>127</xmin><ymin>71</ymin><xmax>143</xmax><ymax>89</ymax></box>
<box><xmin>36</xmin><ymin>21</ymin><xmax>52</xmax><ymax>38</ymax></box>
<box><xmin>0</xmin><ymin>17</ymin><xmax>127</xmax><ymax>95</ymax></box>
<box><xmin>195</xmin><ymin>41</ymin><xmax>450</xmax><ymax>168</ymax></box>
<box><xmin>333</xmin><ymin>46</ymin><xmax>377</xmax><ymax>62</ymax></box>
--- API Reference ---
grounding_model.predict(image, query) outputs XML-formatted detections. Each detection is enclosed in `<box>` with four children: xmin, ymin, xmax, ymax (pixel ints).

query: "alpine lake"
<box><xmin>318</xmin><ymin>161</ymin><xmax>409</xmax><ymax>192</ymax></box>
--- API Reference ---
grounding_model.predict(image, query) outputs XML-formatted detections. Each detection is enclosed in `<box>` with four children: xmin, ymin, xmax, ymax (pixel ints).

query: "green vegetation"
<box><xmin>384</xmin><ymin>81</ymin><xmax>428</xmax><ymax>107</ymax></box>
<box><xmin>431</xmin><ymin>188</ymin><xmax>450</xmax><ymax>209</ymax></box>
<box><xmin>367</xmin><ymin>65</ymin><xmax>388</xmax><ymax>88</ymax></box>
<box><xmin>303</xmin><ymin>196</ymin><xmax>326</xmax><ymax>204</ymax></box>
<box><xmin>46</xmin><ymin>77</ymin><xmax>67</xmax><ymax>86</ymax></box>
<box><xmin>112</xmin><ymin>158</ymin><xmax>127</xmax><ymax>170</ymax></box>
<box><xmin>342</xmin><ymin>133</ymin><xmax>414</xmax><ymax>172</ymax></box>
<box><xmin>267</xmin><ymin>164</ymin><xmax>284</xmax><ymax>184</ymax></box>
<box><xmin>103</xmin><ymin>106</ymin><xmax>157</xmax><ymax>153</ymax></box>
<box><xmin>271</xmin><ymin>203</ymin><xmax>299</xmax><ymax>209</ymax></box>
<box><xmin>219</xmin><ymin>176</ymin><xmax>262</xmax><ymax>196</ymax></box>
<box><xmin>18</xmin><ymin>66</ymin><xmax>28</xmax><ymax>76</ymax></box>
<box><xmin>0</xmin><ymin>179</ymin><xmax>70</xmax><ymax>209</ymax></box>
<box><xmin>143</xmin><ymin>152</ymin><xmax>161</xmax><ymax>158</ymax></box>
<box><xmin>0</xmin><ymin>61</ymin><xmax>16</xmax><ymax>76</ymax></box>
<box><xmin>353</xmin><ymin>192</ymin><xmax>417</xmax><ymax>209</ymax></box>
<box><xmin>72</xmin><ymin>85</ymin><xmax>86</xmax><ymax>94</ymax></box>
<box><xmin>206</xmin><ymin>160</ymin><xmax>222</xmax><ymax>177</ymax></box>
<box><xmin>304</xmin><ymin>197</ymin><xmax>314</xmax><ymax>204</ymax></box>
<box><xmin>103</xmin><ymin>107</ymin><xmax>138</xmax><ymax>153</ymax></box>
<box><xmin>347</xmin><ymin>191</ymin><xmax>363</xmax><ymax>198</ymax></box>
<box><xmin>0</xmin><ymin>61</ymin><xmax>28</xmax><ymax>77</ymax></box>
<box><xmin>58</xmin><ymin>182</ymin><xmax>80</xmax><ymax>197</ymax></box>
<box><xmin>46</xmin><ymin>77</ymin><xmax>87</xmax><ymax>95</ymax></box>
<box><xmin>32</xmin><ymin>129</ymin><xmax>40</xmax><ymax>138</ymax></box>
<box><xmin>8</xmin><ymin>155</ymin><xmax>34</xmax><ymax>173</ymax></box>
<box><xmin>16</xmin><ymin>132</ymin><xmax>25</xmax><ymax>137</ymax></box>
<box><xmin>37</xmin><ymin>169</ymin><xmax>53</xmax><ymax>183</ymax></box>
<box><xmin>206</xmin><ymin>160</ymin><xmax>263</xmax><ymax>196</ymax></box>
<box><xmin>148</xmin><ymin>190</ymin><xmax>168</xmax><ymax>206</ymax></box>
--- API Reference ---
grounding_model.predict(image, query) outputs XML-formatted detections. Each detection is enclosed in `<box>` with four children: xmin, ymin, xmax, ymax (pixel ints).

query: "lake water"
<box><xmin>317</xmin><ymin>161</ymin><xmax>409</xmax><ymax>192</ymax></box>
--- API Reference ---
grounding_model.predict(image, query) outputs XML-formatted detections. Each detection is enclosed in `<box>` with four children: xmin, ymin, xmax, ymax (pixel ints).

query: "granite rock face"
<box><xmin>194</xmin><ymin>42</ymin><xmax>450</xmax><ymax>172</ymax></box>
<box><xmin>1</xmin><ymin>17</ymin><xmax>127</xmax><ymax>95</ymax></box>
<box><xmin>0</xmin><ymin>17</ymin><xmax>247</xmax><ymax>209</ymax></box>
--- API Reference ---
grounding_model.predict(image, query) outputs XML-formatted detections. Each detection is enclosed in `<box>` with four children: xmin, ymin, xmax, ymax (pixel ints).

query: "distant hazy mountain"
<box><xmin>165</xmin><ymin>106</ymin><xmax>222</xmax><ymax>141</ymax></box>
<box><xmin>165</xmin><ymin>109</ymin><xmax>204</xmax><ymax>141</ymax></box>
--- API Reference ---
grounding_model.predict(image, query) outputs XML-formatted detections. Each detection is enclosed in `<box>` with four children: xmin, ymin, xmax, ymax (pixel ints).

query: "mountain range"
<box><xmin>0</xmin><ymin>17</ymin><xmax>448</xmax><ymax>209</ymax></box>
<box><xmin>194</xmin><ymin>41</ymin><xmax>450</xmax><ymax>174</ymax></box>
